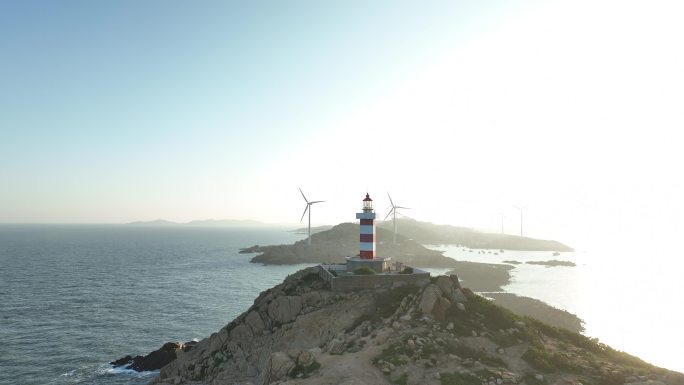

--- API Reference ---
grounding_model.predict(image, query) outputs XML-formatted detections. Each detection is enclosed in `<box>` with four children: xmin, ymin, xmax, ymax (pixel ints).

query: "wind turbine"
<box><xmin>513</xmin><ymin>205</ymin><xmax>527</xmax><ymax>237</ymax></box>
<box><xmin>384</xmin><ymin>193</ymin><xmax>410</xmax><ymax>244</ymax></box>
<box><xmin>299</xmin><ymin>188</ymin><xmax>325</xmax><ymax>246</ymax></box>
<box><xmin>498</xmin><ymin>212</ymin><xmax>505</xmax><ymax>234</ymax></box>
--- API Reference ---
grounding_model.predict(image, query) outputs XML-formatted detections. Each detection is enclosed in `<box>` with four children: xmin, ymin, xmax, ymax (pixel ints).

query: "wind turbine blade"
<box><xmin>384</xmin><ymin>209</ymin><xmax>394</xmax><ymax>221</ymax></box>
<box><xmin>309</xmin><ymin>200</ymin><xmax>325</xmax><ymax>204</ymax></box>
<box><xmin>396</xmin><ymin>206</ymin><xmax>410</xmax><ymax>210</ymax></box>
<box><xmin>299</xmin><ymin>188</ymin><xmax>309</xmax><ymax>203</ymax></box>
<box><xmin>300</xmin><ymin>205</ymin><xmax>309</xmax><ymax>222</ymax></box>
<box><xmin>387</xmin><ymin>192</ymin><xmax>395</xmax><ymax>208</ymax></box>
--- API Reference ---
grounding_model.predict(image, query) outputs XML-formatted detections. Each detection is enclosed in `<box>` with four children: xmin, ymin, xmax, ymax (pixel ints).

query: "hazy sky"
<box><xmin>2</xmin><ymin>1</ymin><xmax>683</xmax><ymax>246</ymax></box>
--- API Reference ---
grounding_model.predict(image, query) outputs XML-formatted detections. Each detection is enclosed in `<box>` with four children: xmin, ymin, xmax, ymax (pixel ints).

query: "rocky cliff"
<box><xmin>149</xmin><ymin>267</ymin><xmax>683</xmax><ymax>385</ymax></box>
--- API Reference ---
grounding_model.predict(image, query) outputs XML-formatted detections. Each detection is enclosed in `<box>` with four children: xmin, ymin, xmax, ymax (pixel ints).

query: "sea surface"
<box><xmin>0</xmin><ymin>225</ymin><xmax>311</xmax><ymax>385</ymax></box>
<box><xmin>1</xmin><ymin>225</ymin><xmax>682</xmax><ymax>385</ymax></box>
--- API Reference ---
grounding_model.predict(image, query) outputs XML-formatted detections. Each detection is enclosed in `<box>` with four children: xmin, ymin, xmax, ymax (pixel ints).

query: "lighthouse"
<box><xmin>356</xmin><ymin>193</ymin><xmax>376</xmax><ymax>259</ymax></box>
<box><xmin>345</xmin><ymin>193</ymin><xmax>390</xmax><ymax>274</ymax></box>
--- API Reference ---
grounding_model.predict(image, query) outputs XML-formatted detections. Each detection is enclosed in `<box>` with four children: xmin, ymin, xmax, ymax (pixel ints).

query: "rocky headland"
<box><xmin>241</xmin><ymin>223</ymin><xmax>457</xmax><ymax>268</ymax></box>
<box><xmin>133</xmin><ymin>267</ymin><xmax>682</xmax><ymax>385</ymax></box>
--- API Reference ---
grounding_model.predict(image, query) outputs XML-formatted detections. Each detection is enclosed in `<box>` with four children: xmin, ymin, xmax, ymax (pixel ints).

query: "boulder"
<box><xmin>302</xmin><ymin>291</ymin><xmax>322</xmax><ymax>307</ymax></box>
<box><xmin>116</xmin><ymin>342</ymin><xmax>182</xmax><ymax>372</ymax></box>
<box><xmin>110</xmin><ymin>355</ymin><xmax>133</xmax><ymax>367</ymax></box>
<box><xmin>297</xmin><ymin>350</ymin><xmax>315</xmax><ymax>367</ymax></box>
<box><xmin>449</xmin><ymin>273</ymin><xmax>462</xmax><ymax>289</ymax></box>
<box><xmin>245</xmin><ymin>311</ymin><xmax>266</xmax><ymax>333</ymax></box>
<box><xmin>228</xmin><ymin>323</ymin><xmax>252</xmax><ymax>344</ymax></box>
<box><xmin>432</xmin><ymin>296</ymin><xmax>452</xmax><ymax>320</ymax></box>
<box><xmin>419</xmin><ymin>284</ymin><xmax>442</xmax><ymax>314</ymax></box>
<box><xmin>435</xmin><ymin>276</ymin><xmax>455</xmax><ymax>296</ymax></box>
<box><xmin>267</xmin><ymin>296</ymin><xmax>303</xmax><ymax>324</ymax></box>
<box><xmin>267</xmin><ymin>352</ymin><xmax>295</xmax><ymax>381</ymax></box>
<box><xmin>450</xmin><ymin>288</ymin><xmax>467</xmax><ymax>303</ymax></box>
<box><xmin>327</xmin><ymin>338</ymin><xmax>346</xmax><ymax>355</ymax></box>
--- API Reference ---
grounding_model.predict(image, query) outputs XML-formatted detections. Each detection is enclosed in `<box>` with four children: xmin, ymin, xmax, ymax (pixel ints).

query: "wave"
<box><xmin>103</xmin><ymin>364</ymin><xmax>160</xmax><ymax>377</ymax></box>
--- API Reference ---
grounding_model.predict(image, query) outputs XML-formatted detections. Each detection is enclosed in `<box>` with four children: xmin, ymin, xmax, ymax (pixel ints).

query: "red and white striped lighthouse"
<box><xmin>356</xmin><ymin>193</ymin><xmax>376</xmax><ymax>259</ymax></box>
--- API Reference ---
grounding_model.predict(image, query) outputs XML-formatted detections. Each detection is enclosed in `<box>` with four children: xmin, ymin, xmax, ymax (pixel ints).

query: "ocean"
<box><xmin>1</xmin><ymin>225</ymin><xmax>682</xmax><ymax>385</ymax></box>
<box><xmin>0</xmin><ymin>225</ymin><xmax>310</xmax><ymax>385</ymax></box>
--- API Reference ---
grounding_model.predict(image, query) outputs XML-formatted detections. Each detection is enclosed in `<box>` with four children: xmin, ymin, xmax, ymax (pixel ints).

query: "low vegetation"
<box><xmin>353</xmin><ymin>266</ymin><xmax>376</xmax><ymax>275</ymax></box>
<box><xmin>439</xmin><ymin>372</ymin><xmax>481</xmax><ymax>385</ymax></box>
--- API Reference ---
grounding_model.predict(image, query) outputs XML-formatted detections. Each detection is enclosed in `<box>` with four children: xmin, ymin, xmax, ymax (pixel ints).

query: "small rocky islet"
<box><xmin>120</xmin><ymin>267</ymin><xmax>683</xmax><ymax>385</ymax></box>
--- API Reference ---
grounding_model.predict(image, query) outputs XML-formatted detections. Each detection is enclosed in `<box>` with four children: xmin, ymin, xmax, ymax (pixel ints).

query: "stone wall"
<box><xmin>317</xmin><ymin>265</ymin><xmax>429</xmax><ymax>292</ymax></box>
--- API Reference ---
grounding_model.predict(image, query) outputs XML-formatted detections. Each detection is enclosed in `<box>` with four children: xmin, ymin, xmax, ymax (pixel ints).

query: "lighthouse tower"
<box><xmin>345</xmin><ymin>192</ymin><xmax>389</xmax><ymax>274</ymax></box>
<box><xmin>356</xmin><ymin>193</ymin><xmax>376</xmax><ymax>259</ymax></box>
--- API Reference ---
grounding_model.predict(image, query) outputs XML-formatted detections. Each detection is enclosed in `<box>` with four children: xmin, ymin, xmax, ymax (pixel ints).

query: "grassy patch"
<box><xmin>439</xmin><ymin>372</ymin><xmax>481</xmax><ymax>385</ymax></box>
<box><xmin>522</xmin><ymin>343</ymin><xmax>583</xmax><ymax>373</ymax></box>
<box><xmin>374</xmin><ymin>342</ymin><xmax>411</xmax><ymax>367</ymax></box>
<box><xmin>522</xmin><ymin>345</ymin><xmax>555</xmax><ymax>373</ymax></box>
<box><xmin>445</xmin><ymin>343</ymin><xmax>507</xmax><ymax>368</ymax></box>
<box><xmin>393</xmin><ymin>373</ymin><xmax>408</xmax><ymax>385</ymax></box>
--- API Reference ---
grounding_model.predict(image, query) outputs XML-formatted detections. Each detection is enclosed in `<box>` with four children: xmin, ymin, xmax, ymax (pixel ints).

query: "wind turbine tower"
<box><xmin>385</xmin><ymin>193</ymin><xmax>410</xmax><ymax>244</ymax></box>
<box><xmin>513</xmin><ymin>205</ymin><xmax>526</xmax><ymax>237</ymax></box>
<box><xmin>299</xmin><ymin>188</ymin><xmax>325</xmax><ymax>246</ymax></box>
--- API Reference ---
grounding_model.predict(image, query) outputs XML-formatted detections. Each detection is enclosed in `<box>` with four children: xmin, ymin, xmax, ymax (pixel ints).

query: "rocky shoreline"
<box><xmin>111</xmin><ymin>341</ymin><xmax>198</xmax><ymax>372</ymax></box>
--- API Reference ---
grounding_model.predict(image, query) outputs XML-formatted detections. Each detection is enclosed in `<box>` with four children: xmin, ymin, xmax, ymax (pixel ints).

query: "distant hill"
<box><xmin>127</xmin><ymin>219</ymin><xmax>178</xmax><ymax>226</ymax></box>
<box><xmin>126</xmin><ymin>219</ymin><xmax>265</xmax><ymax>227</ymax></box>
<box><xmin>292</xmin><ymin>225</ymin><xmax>333</xmax><ymax>234</ymax></box>
<box><xmin>377</xmin><ymin>218</ymin><xmax>573</xmax><ymax>251</ymax></box>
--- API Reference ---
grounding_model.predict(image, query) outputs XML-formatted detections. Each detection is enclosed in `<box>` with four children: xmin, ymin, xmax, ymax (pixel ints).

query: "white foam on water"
<box><xmin>102</xmin><ymin>364</ymin><xmax>159</xmax><ymax>377</ymax></box>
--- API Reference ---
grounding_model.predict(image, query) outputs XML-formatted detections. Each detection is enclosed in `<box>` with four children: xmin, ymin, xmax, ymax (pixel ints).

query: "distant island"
<box><xmin>127</xmin><ymin>218</ymin><xmax>266</xmax><ymax>227</ymax></box>
<box><xmin>526</xmin><ymin>259</ymin><xmax>577</xmax><ymax>267</ymax></box>
<box><xmin>377</xmin><ymin>218</ymin><xmax>574</xmax><ymax>251</ymax></box>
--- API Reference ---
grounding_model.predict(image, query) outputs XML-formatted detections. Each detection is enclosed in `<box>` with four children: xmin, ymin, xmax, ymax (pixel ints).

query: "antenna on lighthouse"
<box><xmin>299</xmin><ymin>188</ymin><xmax>325</xmax><ymax>246</ymax></box>
<box><xmin>384</xmin><ymin>192</ymin><xmax>410</xmax><ymax>245</ymax></box>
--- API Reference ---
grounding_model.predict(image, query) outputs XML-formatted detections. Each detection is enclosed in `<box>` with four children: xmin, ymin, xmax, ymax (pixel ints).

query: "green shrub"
<box><xmin>301</xmin><ymin>272</ymin><xmax>323</xmax><ymax>286</ymax></box>
<box><xmin>522</xmin><ymin>373</ymin><xmax>546</xmax><ymax>385</ymax></box>
<box><xmin>522</xmin><ymin>345</ymin><xmax>555</xmax><ymax>373</ymax></box>
<box><xmin>354</xmin><ymin>266</ymin><xmax>376</xmax><ymax>275</ymax></box>
<box><xmin>374</xmin><ymin>342</ymin><xmax>410</xmax><ymax>366</ymax></box>
<box><xmin>289</xmin><ymin>361</ymin><xmax>321</xmax><ymax>378</ymax></box>
<box><xmin>399</xmin><ymin>267</ymin><xmax>414</xmax><ymax>274</ymax></box>
<box><xmin>445</xmin><ymin>343</ymin><xmax>507</xmax><ymax>368</ymax></box>
<box><xmin>464</xmin><ymin>293</ymin><xmax>516</xmax><ymax>330</ymax></box>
